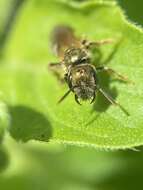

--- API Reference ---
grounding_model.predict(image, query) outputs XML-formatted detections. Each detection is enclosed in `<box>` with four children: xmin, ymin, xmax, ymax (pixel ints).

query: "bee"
<box><xmin>48</xmin><ymin>25</ymin><xmax>131</xmax><ymax>109</ymax></box>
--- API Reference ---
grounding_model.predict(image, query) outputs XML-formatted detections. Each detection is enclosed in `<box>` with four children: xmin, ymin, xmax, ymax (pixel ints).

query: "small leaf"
<box><xmin>1</xmin><ymin>0</ymin><xmax>143</xmax><ymax>149</ymax></box>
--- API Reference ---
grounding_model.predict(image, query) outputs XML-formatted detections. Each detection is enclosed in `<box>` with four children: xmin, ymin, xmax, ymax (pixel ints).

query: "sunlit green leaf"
<box><xmin>1</xmin><ymin>0</ymin><xmax>143</xmax><ymax>149</ymax></box>
<box><xmin>0</xmin><ymin>101</ymin><xmax>9</xmax><ymax>143</ymax></box>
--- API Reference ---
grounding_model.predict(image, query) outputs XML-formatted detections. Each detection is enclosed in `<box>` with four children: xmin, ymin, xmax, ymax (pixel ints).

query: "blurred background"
<box><xmin>0</xmin><ymin>0</ymin><xmax>143</xmax><ymax>190</ymax></box>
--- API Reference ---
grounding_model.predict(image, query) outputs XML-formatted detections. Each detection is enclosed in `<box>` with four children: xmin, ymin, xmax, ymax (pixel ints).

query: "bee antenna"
<box><xmin>57</xmin><ymin>86</ymin><xmax>81</xmax><ymax>105</ymax></box>
<box><xmin>57</xmin><ymin>89</ymin><xmax>72</xmax><ymax>104</ymax></box>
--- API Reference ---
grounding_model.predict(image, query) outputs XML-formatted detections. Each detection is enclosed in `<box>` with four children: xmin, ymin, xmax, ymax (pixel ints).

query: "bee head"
<box><xmin>67</xmin><ymin>64</ymin><xmax>97</xmax><ymax>102</ymax></box>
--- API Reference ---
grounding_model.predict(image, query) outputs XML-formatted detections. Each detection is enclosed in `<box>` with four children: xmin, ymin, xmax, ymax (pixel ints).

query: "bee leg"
<box><xmin>48</xmin><ymin>62</ymin><xmax>65</xmax><ymax>83</ymax></box>
<box><xmin>75</xmin><ymin>95</ymin><xmax>81</xmax><ymax>105</ymax></box>
<box><xmin>96</xmin><ymin>66</ymin><xmax>133</xmax><ymax>84</ymax></box>
<box><xmin>64</xmin><ymin>73</ymin><xmax>68</xmax><ymax>83</ymax></box>
<box><xmin>81</xmin><ymin>39</ymin><xmax>113</xmax><ymax>49</ymax></box>
<box><xmin>97</xmin><ymin>86</ymin><xmax>129</xmax><ymax>115</ymax></box>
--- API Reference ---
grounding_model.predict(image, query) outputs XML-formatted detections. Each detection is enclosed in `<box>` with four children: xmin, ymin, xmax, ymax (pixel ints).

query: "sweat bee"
<box><xmin>48</xmin><ymin>25</ymin><xmax>131</xmax><ymax>110</ymax></box>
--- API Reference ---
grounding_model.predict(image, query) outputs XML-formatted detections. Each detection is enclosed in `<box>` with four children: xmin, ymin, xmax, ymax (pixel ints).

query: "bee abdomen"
<box><xmin>50</xmin><ymin>25</ymin><xmax>78</xmax><ymax>58</ymax></box>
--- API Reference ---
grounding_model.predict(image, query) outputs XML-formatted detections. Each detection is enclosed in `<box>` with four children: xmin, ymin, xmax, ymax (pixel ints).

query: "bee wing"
<box><xmin>50</xmin><ymin>25</ymin><xmax>81</xmax><ymax>58</ymax></box>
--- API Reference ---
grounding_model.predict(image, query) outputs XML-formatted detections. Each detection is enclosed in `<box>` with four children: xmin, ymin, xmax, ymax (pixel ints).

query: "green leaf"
<box><xmin>1</xmin><ymin>0</ymin><xmax>143</xmax><ymax>149</ymax></box>
<box><xmin>0</xmin><ymin>145</ymin><xmax>9</xmax><ymax>172</ymax></box>
<box><xmin>1</xmin><ymin>137</ymin><xmax>143</xmax><ymax>190</ymax></box>
<box><xmin>0</xmin><ymin>0</ymin><xmax>14</xmax><ymax>33</ymax></box>
<box><xmin>0</xmin><ymin>101</ymin><xmax>9</xmax><ymax>143</ymax></box>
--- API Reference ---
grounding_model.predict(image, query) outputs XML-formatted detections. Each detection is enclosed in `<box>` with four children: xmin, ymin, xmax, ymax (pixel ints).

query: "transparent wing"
<box><xmin>50</xmin><ymin>25</ymin><xmax>80</xmax><ymax>58</ymax></box>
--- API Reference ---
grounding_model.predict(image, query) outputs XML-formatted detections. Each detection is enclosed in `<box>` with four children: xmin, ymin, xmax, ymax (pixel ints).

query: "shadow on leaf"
<box><xmin>85</xmin><ymin>39</ymin><xmax>129</xmax><ymax>125</ymax></box>
<box><xmin>92</xmin><ymin>39</ymin><xmax>122</xmax><ymax>113</ymax></box>
<box><xmin>0</xmin><ymin>146</ymin><xmax>9</xmax><ymax>173</ymax></box>
<box><xmin>9</xmin><ymin>105</ymin><xmax>52</xmax><ymax>142</ymax></box>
